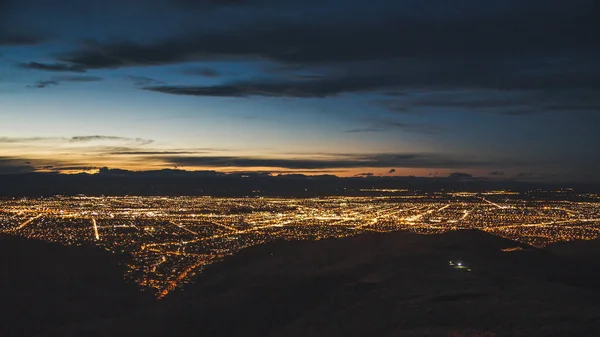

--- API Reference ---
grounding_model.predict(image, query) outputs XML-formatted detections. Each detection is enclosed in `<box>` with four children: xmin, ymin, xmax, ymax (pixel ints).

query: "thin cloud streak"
<box><xmin>156</xmin><ymin>153</ymin><xmax>523</xmax><ymax>170</ymax></box>
<box><xmin>0</xmin><ymin>136</ymin><xmax>154</xmax><ymax>146</ymax></box>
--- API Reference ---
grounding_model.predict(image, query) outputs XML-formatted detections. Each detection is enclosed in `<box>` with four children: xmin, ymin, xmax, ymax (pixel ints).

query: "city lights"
<box><xmin>1</xmin><ymin>191</ymin><xmax>599</xmax><ymax>298</ymax></box>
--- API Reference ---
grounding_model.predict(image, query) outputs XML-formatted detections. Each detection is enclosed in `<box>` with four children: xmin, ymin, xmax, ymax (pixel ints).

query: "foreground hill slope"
<box><xmin>100</xmin><ymin>230</ymin><xmax>600</xmax><ymax>337</ymax></box>
<box><xmin>0</xmin><ymin>235</ymin><xmax>150</xmax><ymax>337</ymax></box>
<box><xmin>4</xmin><ymin>230</ymin><xmax>600</xmax><ymax>336</ymax></box>
<box><xmin>544</xmin><ymin>237</ymin><xmax>600</xmax><ymax>266</ymax></box>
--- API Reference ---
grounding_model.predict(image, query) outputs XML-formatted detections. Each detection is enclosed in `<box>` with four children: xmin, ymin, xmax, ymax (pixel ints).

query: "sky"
<box><xmin>1</xmin><ymin>0</ymin><xmax>599</xmax><ymax>181</ymax></box>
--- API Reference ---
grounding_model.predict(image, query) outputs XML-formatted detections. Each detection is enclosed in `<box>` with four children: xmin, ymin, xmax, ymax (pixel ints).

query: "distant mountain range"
<box><xmin>1</xmin><ymin>168</ymin><xmax>598</xmax><ymax>197</ymax></box>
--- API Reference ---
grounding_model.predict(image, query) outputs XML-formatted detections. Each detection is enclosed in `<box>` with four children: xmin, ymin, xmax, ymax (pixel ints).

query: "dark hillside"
<box><xmin>94</xmin><ymin>230</ymin><xmax>600</xmax><ymax>337</ymax></box>
<box><xmin>0</xmin><ymin>235</ymin><xmax>150</xmax><ymax>337</ymax></box>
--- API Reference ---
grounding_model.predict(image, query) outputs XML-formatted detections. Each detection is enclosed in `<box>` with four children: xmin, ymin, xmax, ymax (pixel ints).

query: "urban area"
<box><xmin>1</xmin><ymin>190</ymin><xmax>599</xmax><ymax>298</ymax></box>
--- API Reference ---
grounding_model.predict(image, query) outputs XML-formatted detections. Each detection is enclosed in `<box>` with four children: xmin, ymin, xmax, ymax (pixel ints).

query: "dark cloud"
<box><xmin>291</xmin><ymin>75</ymin><xmax>326</xmax><ymax>80</ymax></box>
<box><xmin>0</xmin><ymin>34</ymin><xmax>44</xmax><ymax>46</ymax></box>
<box><xmin>515</xmin><ymin>172</ymin><xmax>560</xmax><ymax>181</ymax></box>
<box><xmin>126</xmin><ymin>76</ymin><xmax>165</xmax><ymax>86</ymax></box>
<box><xmin>184</xmin><ymin>67</ymin><xmax>220</xmax><ymax>77</ymax></box>
<box><xmin>26</xmin><ymin>76</ymin><xmax>101</xmax><ymax>88</ymax></box>
<box><xmin>388</xmin><ymin>169</ymin><xmax>396</xmax><ymax>174</ymax></box>
<box><xmin>344</xmin><ymin>127</ymin><xmax>387</xmax><ymax>133</ymax></box>
<box><xmin>108</xmin><ymin>150</ymin><xmax>200</xmax><ymax>155</ymax></box>
<box><xmin>377</xmin><ymin>89</ymin><xmax>600</xmax><ymax>114</ymax></box>
<box><xmin>0</xmin><ymin>135</ymin><xmax>153</xmax><ymax>145</ymax></box>
<box><xmin>143</xmin><ymin>75</ymin><xmax>398</xmax><ymax>98</ymax></box>
<box><xmin>53</xmin><ymin>75</ymin><xmax>102</xmax><ymax>82</ymax></box>
<box><xmin>45</xmin><ymin>165</ymin><xmax>98</xmax><ymax>171</ymax></box>
<box><xmin>355</xmin><ymin>172</ymin><xmax>374</xmax><ymax>177</ymax></box>
<box><xmin>34</xmin><ymin>4</ymin><xmax>595</xmax><ymax>68</ymax></box>
<box><xmin>69</xmin><ymin>136</ymin><xmax>153</xmax><ymax>145</ymax></box>
<box><xmin>0</xmin><ymin>137</ymin><xmax>48</xmax><ymax>143</ymax></box>
<box><xmin>28</xmin><ymin>80</ymin><xmax>58</xmax><ymax>89</ymax></box>
<box><xmin>157</xmin><ymin>153</ymin><xmax>516</xmax><ymax>170</ymax></box>
<box><xmin>20</xmin><ymin>1</ymin><xmax>597</xmax><ymax>69</ymax></box>
<box><xmin>15</xmin><ymin>0</ymin><xmax>600</xmax><ymax>109</ymax></box>
<box><xmin>489</xmin><ymin>171</ymin><xmax>505</xmax><ymax>176</ymax></box>
<box><xmin>18</xmin><ymin>62</ymin><xmax>86</xmax><ymax>72</ymax></box>
<box><xmin>448</xmin><ymin>172</ymin><xmax>474</xmax><ymax>179</ymax></box>
<box><xmin>0</xmin><ymin>157</ymin><xmax>35</xmax><ymax>174</ymax></box>
<box><xmin>0</xmin><ymin>0</ymin><xmax>44</xmax><ymax>47</ymax></box>
<box><xmin>102</xmin><ymin>146</ymin><xmax>232</xmax><ymax>155</ymax></box>
<box><xmin>2</xmin><ymin>158</ymin><xmax>99</xmax><ymax>173</ymax></box>
<box><xmin>170</xmin><ymin>0</ymin><xmax>254</xmax><ymax>9</ymax></box>
<box><xmin>345</xmin><ymin>121</ymin><xmax>442</xmax><ymax>134</ymax></box>
<box><xmin>70</xmin><ymin>135</ymin><xmax>122</xmax><ymax>142</ymax></box>
<box><xmin>143</xmin><ymin>63</ymin><xmax>600</xmax><ymax>101</ymax></box>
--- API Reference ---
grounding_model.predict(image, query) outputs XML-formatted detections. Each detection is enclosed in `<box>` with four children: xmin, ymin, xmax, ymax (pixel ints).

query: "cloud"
<box><xmin>26</xmin><ymin>76</ymin><xmax>102</xmax><ymax>89</ymax></box>
<box><xmin>355</xmin><ymin>172</ymin><xmax>374</xmax><ymax>177</ymax></box>
<box><xmin>377</xmin><ymin>89</ymin><xmax>600</xmax><ymax>114</ymax></box>
<box><xmin>170</xmin><ymin>0</ymin><xmax>256</xmax><ymax>9</ymax></box>
<box><xmin>344</xmin><ymin>127</ymin><xmax>385</xmax><ymax>133</ymax></box>
<box><xmin>0</xmin><ymin>153</ymin><xmax>99</xmax><ymax>175</ymax></box>
<box><xmin>69</xmin><ymin>135</ymin><xmax>153</xmax><ymax>145</ymax></box>
<box><xmin>53</xmin><ymin>75</ymin><xmax>102</xmax><ymax>82</ymax></box>
<box><xmin>15</xmin><ymin>0</ymin><xmax>600</xmax><ymax>110</ymax></box>
<box><xmin>0</xmin><ymin>34</ymin><xmax>44</xmax><ymax>46</ymax></box>
<box><xmin>447</xmin><ymin>172</ymin><xmax>474</xmax><ymax>179</ymax></box>
<box><xmin>0</xmin><ymin>137</ymin><xmax>48</xmax><ymax>143</ymax></box>
<box><xmin>489</xmin><ymin>171</ymin><xmax>505</xmax><ymax>176</ymax></box>
<box><xmin>184</xmin><ymin>67</ymin><xmax>220</xmax><ymax>77</ymax></box>
<box><xmin>0</xmin><ymin>135</ymin><xmax>153</xmax><ymax>145</ymax></box>
<box><xmin>156</xmin><ymin>153</ymin><xmax>516</xmax><ymax>170</ymax></box>
<box><xmin>29</xmin><ymin>3</ymin><xmax>594</xmax><ymax>68</ymax></box>
<box><xmin>345</xmin><ymin>120</ymin><xmax>442</xmax><ymax>134</ymax></box>
<box><xmin>107</xmin><ymin>150</ymin><xmax>200</xmax><ymax>155</ymax></box>
<box><xmin>0</xmin><ymin>157</ymin><xmax>98</xmax><ymax>174</ymax></box>
<box><xmin>28</xmin><ymin>80</ymin><xmax>59</xmax><ymax>89</ymax></box>
<box><xmin>143</xmin><ymin>75</ymin><xmax>398</xmax><ymax>98</ymax></box>
<box><xmin>0</xmin><ymin>137</ymin><xmax>44</xmax><ymax>143</ymax></box>
<box><xmin>0</xmin><ymin>157</ymin><xmax>35</xmax><ymax>174</ymax></box>
<box><xmin>126</xmin><ymin>76</ymin><xmax>165</xmax><ymax>86</ymax></box>
<box><xmin>0</xmin><ymin>0</ymin><xmax>44</xmax><ymax>48</ymax></box>
<box><xmin>18</xmin><ymin>62</ymin><xmax>86</xmax><ymax>72</ymax></box>
<box><xmin>17</xmin><ymin>1</ymin><xmax>596</xmax><ymax>73</ymax></box>
<box><xmin>142</xmin><ymin>63</ymin><xmax>600</xmax><ymax>102</ymax></box>
<box><xmin>515</xmin><ymin>172</ymin><xmax>560</xmax><ymax>181</ymax></box>
<box><xmin>44</xmin><ymin>165</ymin><xmax>98</xmax><ymax>171</ymax></box>
<box><xmin>388</xmin><ymin>168</ymin><xmax>396</xmax><ymax>174</ymax></box>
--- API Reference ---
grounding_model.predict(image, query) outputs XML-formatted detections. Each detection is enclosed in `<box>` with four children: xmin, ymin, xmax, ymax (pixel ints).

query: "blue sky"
<box><xmin>1</xmin><ymin>0</ymin><xmax>599</xmax><ymax>181</ymax></box>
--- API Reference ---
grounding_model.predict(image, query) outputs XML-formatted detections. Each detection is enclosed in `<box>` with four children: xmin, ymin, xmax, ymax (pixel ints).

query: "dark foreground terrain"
<box><xmin>0</xmin><ymin>236</ymin><xmax>151</xmax><ymax>337</ymax></box>
<box><xmin>3</xmin><ymin>231</ymin><xmax>600</xmax><ymax>337</ymax></box>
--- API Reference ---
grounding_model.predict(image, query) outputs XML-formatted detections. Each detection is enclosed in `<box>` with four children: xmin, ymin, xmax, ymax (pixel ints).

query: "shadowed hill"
<box><xmin>85</xmin><ymin>230</ymin><xmax>600</xmax><ymax>337</ymax></box>
<box><xmin>0</xmin><ymin>235</ymin><xmax>151</xmax><ymax>337</ymax></box>
<box><xmin>545</xmin><ymin>238</ymin><xmax>600</xmax><ymax>265</ymax></box>
<box><xmin>4</xmin><ymin>231</ymin><xmax>600</xmax><ymax>336</ymax></box>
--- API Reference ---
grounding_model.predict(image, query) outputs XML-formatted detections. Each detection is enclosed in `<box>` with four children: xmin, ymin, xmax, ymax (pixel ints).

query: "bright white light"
<box><xmin>457</xmin><ymin>262</ymin><xmax>462</xmax><ymax>266</ymax></box>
